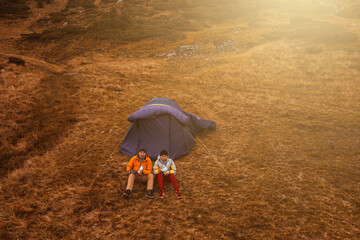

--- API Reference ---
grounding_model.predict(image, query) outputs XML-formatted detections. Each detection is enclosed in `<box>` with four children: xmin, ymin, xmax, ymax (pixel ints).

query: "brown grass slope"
<box><xmin>0</xmin><ymin>56</ymin><xmax>80</xmax><ymax>176</ymax></box>
<box><xmin>0</xmin><ymin>0</ymin><xmax>55</xmax><ymax>19</ymax></box>
<box><xmin>1</xmin><ymin>0</ymin><xmax>360</xmax><ymax>239</ymax></box>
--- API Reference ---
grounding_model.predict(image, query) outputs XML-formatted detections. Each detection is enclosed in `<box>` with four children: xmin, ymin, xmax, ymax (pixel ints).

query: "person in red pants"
<box><xmin>153</xmin><ymin>150</ymin><xmax>182</xmax><ymax>199</ymax></box>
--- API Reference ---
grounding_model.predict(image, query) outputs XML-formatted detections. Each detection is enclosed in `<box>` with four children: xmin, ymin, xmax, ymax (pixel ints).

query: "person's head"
<box><xmin>138</xmin><ymin>148</ymin><xmax>147</xmax><ymax>158</ymax></box>
<box><xmin>160</xmin><ymin>150</ymin><xmax>168</xmax><ymax>161</ymax></box>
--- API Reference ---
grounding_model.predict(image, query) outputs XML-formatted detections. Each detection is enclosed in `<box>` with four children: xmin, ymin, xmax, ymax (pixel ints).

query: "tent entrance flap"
<box><xmin>138</xmin><ymin>115</ymin><xmax>170</xmax><ymax>160</ymax></box>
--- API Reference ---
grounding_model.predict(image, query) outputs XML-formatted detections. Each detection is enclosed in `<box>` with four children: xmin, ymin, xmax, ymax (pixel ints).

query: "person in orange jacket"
<box><xmin>123</xmin><ymin>148</ymin><xmax>155</xmax><ymax>198</ymax></box>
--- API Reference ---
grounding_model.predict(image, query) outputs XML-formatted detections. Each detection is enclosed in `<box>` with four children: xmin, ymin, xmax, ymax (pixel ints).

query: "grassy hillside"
<box><xmin>0</xmin><ymin>0</ymin><xmax>359</xmax><ymax>239</ymax></box>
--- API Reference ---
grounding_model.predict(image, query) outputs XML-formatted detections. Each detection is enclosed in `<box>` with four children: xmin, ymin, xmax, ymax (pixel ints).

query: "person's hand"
<box><xmin>129</xmin><ymin>169</ymin><xmax>136</xmax><ymax>174</ymax></box>
<box><xmin>164</xmin><ymin>171</ymin><xmax>169</xmax><ymax>176</ymax></box>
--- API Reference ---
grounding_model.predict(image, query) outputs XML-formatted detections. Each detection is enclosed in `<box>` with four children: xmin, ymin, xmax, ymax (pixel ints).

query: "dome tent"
<box><xmin>120</xmin><ymin>98</ymin><xmax>216</xmax><ymax>160</ymax></box>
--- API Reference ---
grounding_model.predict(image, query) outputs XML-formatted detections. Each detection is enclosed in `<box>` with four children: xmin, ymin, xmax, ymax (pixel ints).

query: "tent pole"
<box><xmin>168</xmin><ymin>115</ymin><xmax>171</xmax><ymax>156</ymax></box>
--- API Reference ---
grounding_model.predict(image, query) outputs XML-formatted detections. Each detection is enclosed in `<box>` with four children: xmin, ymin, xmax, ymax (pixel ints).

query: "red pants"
<box><xmin>157</xmin><ymin>173</ymin><xmax>178</xmax><ymax>190</ymax></box>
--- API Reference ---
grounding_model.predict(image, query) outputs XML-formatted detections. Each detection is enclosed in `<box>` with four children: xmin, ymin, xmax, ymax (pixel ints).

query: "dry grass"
<box><xmin>0</xmin><ymin>53</ymin><xmax>80</xmax><ymax>175</ymax></box>
<box><xmin>0</xmin><ymin>0</ymin><xmax>55</xmax><ymax>19</ymax></box>
<box><xmin>0</xmin><ymin>0</ymin><xmax>30</xmax><ymax>19</ymax></box>
<box><xmin>0</xmin><ymin>0</ymin><xmax>359</xmax><ymax>239</ymax></box>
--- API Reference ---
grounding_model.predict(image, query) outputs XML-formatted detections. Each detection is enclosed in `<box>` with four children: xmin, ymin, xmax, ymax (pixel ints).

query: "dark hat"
<box><xmin>160</xmin><ymin>150</ymin><xmax>168</xmax><ymax>156</ymax></box>
<box><xmin>138</xmin><ymin>147</ymin><xmax>147</xmax><ymax>154</ymax></box>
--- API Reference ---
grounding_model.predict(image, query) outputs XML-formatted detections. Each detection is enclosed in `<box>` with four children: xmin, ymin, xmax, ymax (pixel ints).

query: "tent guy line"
<box><xmin>172</xmin><ymin>116</ymin><xmax>228</xmax><ymax>174</ymax></box>
<box><xmin>88</xmin><ymin>133</ymin><xmax>125</xmax><ymax>189</ymax></box>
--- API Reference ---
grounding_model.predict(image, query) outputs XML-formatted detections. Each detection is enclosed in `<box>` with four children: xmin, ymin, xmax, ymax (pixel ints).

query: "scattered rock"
<box><xmin>215</xmin><ymin>40</ymin><xmax>238</xmax><ymax>52</ymax></box>
<box><xmin>63</xmin><ymin>22</ymin><xmax>69</xmax><ymax>26</ymax></box>
<box><xmin>178</xmin><ymin>44</ymin><xmax>202</xmax><ymax>56</ymax></box>
<box><xmin>318</xmin><ymin>0</ymin><xmax>345</xmax><ymax>13</ymax></box>
<box><xmin>155</xmin><ymin>52</ymin><xmax>167</xmax><ymax>57</ymax></box>
<box><xmin>8</xmin><ymin>57</ymin><xmax>25</xmax><ymax>66</ymax></box>
<box><xmin>156</xmin><ymin>41</ymin><xmax>239</xmax><ymax>60</ymax></box>
<box><xmin>167</xmin><ymin>51</ymin><xmax>176</xmax><ymax>57</ymax></box>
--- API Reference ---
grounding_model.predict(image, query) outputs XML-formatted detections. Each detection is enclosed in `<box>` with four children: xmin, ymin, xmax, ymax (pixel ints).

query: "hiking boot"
<box><xmin>145</xmin><ymin>190</ymin><xmax>155</xmax><ymax>199</ymax></box>
<box><xmin>123</xmin><ymin>189</ymin><xmax>132</xmax><ymax>198</ymax></box>
<box><xmin>158</xmin><ymin>189</ymin><xmax>165</xmax><ymax>199</ymax></box>
<box><xmin>175</xmin><ymin>189</ymin><xmax>182</xmax><ymax>199</ymax></box>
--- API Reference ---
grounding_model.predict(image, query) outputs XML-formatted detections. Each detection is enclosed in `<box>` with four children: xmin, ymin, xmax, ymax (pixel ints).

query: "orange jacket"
<box><xmin>126</xmin><ymin>154</ymin><xmax>153</xmax><ymax>175</ymax></box>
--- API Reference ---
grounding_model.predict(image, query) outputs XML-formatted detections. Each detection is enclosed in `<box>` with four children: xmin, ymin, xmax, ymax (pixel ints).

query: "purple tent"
<box><xmin>119</xmin><ymin>98</ymin><xmax>216</xmax><ymax>160</ymax></box>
